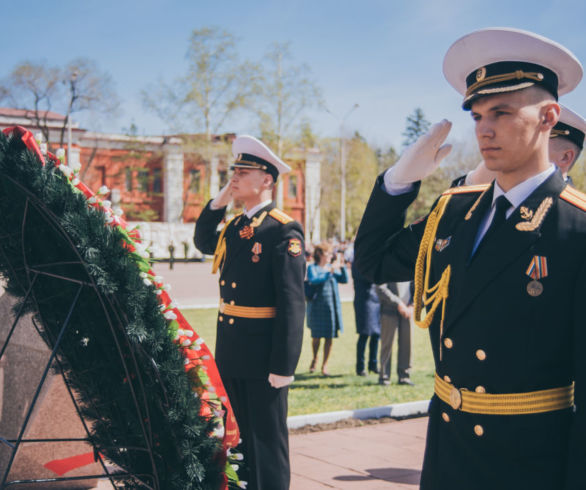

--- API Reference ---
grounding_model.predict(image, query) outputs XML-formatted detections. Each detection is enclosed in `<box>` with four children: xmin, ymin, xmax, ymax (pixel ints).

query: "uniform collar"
<box><xmin>492</xmin><ymin>165</ymin><xmax>556</xmax><ymax>211</ymax></box>
<box><xmin>244</xmin><ymin>199</ymin><xmax>273</xmax><ymax>219</ymax></box>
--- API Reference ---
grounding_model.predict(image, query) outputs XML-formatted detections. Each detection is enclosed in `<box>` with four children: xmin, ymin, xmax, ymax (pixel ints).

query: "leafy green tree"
<box><xmin>142</xmin><ymin>27</ymin><xmax>257</xmax><ymax>140</ymax></box>
<box><xmin>402</xmin><ymin>107</ymin><xmax>431</xmax><ymax>147</ymax></box>
<box><xmin>319</xmin><ymin>134</ymin><xmax>379</xmax><ymax>239</ymax></box>
<box><xmin>142</xmin><ymin>27</ymin><xmax>256</xmax><ymax>201</ymax></box>
<box><xmin>376</xmin><ymin>146</ymin><xmax>399</xmax><ymax>174</ymax></box>
<box><xmin>253</xmin><ymin>42</ymin><xmax>322</xmax><ymax>157</ymax></box>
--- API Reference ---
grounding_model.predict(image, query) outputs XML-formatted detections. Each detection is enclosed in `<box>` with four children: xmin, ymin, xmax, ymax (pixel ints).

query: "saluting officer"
<box><xmin>355</xmin><ymin>28</ymin><xmax>586</xmax><ymax>490</ymax></box>
<box><xmin>194</xmin><ymin>135</ymin><xmax>305</xmax><ymax>490</ymax></box>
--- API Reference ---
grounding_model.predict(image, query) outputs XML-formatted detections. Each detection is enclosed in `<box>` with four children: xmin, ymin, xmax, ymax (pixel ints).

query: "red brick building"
<box><xmin>0</xmin><ymin>108</ymin><xmax>318</xmax><ymax>237</ymax></box>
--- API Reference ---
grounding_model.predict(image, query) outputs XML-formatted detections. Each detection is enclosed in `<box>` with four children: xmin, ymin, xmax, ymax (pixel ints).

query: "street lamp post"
<box><xmin>325</xmin><ymin>103</ymin><xmax>359</xmax><ymax>241</ymax></box>
<box><xmin>67</xmin><ymin>71</ymin><xmax>78</xmax><ymax>166</ymax></box>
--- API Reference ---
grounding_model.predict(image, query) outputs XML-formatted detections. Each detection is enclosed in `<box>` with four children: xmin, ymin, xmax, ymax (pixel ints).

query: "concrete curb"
<box><xmin>287</xmin><ymin>399</ymin><xmax>430</xmax><ymax>429</ymax></box>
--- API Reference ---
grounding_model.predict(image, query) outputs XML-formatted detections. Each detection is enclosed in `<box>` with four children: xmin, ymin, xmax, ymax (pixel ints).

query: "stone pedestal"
<box><xmin>0</xmin><ymin>293</ymin><xmax>101</xmax><ymax>488</ymax></box>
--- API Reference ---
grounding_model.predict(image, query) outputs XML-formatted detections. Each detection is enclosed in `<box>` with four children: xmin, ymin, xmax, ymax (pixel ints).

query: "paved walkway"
<box><xmin>92</xmin><ymin>417</ymin><xmax>426</xmax><ymax>489</ymax></box>
<box><xmin>290</xmin><ymin>417</ymin><xmax>426</xmax><ymax>489</ymax></box>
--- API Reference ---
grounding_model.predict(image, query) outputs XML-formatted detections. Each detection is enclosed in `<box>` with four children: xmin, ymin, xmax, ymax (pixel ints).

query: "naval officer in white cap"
<box><xmin>550</xmin><ymin>105</ymin><xmax>586</xmax><ymax>184</ymax></box>
<box><xmin>195</xmin><ymin>135</ymin><xmax>305</xmax><ymax>490</ymax></box>
<box><xmin>355</xmin><ymin>27</ymin><xmax>586</xmax><ymax>489</ymax></box>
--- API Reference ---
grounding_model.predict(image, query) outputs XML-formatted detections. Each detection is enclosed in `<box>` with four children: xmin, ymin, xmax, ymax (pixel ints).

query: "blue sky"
<box><xmin>2</xmin><ymin>0</ymin><xmax>586</xmax><ymax>150</ymax></box>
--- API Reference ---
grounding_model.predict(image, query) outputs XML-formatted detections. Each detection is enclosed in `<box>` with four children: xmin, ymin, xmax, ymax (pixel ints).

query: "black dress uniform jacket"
<box><xmin>355</xmin><ymin>171</ymin><xmax>586</xmax><ymax>490</ymax></box>
<box><xmin>194</xmin><ymin>201</ymin><xmax>305</xmax><ymax>379</ymax></box>
<box><xmin>195</xmin><ymin>200</ymin><xmax>305</xmax><ymax>490</ymax></box>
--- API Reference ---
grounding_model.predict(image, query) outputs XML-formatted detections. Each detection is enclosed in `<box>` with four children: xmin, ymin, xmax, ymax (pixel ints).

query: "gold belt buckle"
<box><xmin>449</xmin><ymin>386</ymin><xmax>462</xmax><ymax>410</ymax></box>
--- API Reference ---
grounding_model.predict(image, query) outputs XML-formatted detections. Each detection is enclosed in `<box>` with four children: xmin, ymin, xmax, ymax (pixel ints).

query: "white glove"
<box><xmin>210</xmin><ymin>182</ymin><xmax>232</xmax><ymax>210</ymax></box>
<box><xmin>268</xmin><ymin>373</ymin><xmax>294</xmax><ymax>389</ymax></box>
<box><xmin>465</xmin><ymin>160</ymin><xmax>497</xmax><ymax>186</ymax></box>
<box><xmin>386</xmin><ymin>119</ymin><xmax>453</xmax><ymax>185</ymax></box>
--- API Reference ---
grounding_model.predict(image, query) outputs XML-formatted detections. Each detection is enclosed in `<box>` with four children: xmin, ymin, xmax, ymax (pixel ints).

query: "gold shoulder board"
<box><xmin>269</xmin><ymin>208</ymin><xmax>293</xmax><ymax>224</ymax></box>
<box><xmin>442</xmin><ymin>184</ymin><xmax>490</xmax><ymax>196</ymax></box>
<box><xmin>560</xmin><ymin>187</ymin><xmax>586</xmax><ymax>212</ymax></box>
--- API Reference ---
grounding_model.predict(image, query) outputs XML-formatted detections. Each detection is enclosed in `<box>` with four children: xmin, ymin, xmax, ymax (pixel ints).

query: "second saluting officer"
<box><xmin>194</xmin><ymin>135</ymin><xmax>305</xmax><ymax>490</ymax></box>
<box><xmin>356</xmin><ymin>28</ymin><xmax>586</xmax><ymax>490</ymax></box>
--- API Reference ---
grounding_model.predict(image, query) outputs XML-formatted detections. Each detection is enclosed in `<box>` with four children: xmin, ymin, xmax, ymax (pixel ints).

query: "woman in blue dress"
<box><xmin>306</xmin><ymin>243</ymin><xmax>348</xmax><ymax>375</ymax></box>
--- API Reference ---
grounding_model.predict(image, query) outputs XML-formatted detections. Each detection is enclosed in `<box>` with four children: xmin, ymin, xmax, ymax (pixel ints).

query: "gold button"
<box><xmin>474</xmin><ymin>425</ymin><xmax>484</xmax><ymax>437</ymax></box>
<box><xmin>229</xmin><ymin>318</ymin><xmax>234</xmax><ymax>325</ymax></box>
<box><xmin>230</xmin><ymin>300</ymin><xmax>235</xmax><ymax>305</ymax></box>
<box><xmin>476</xmin><ymin>349</ymin><xmax>487</xmax><ymax>361</ymax></box>
<box><xmin>442</xmin><ymin>412</ymin><xmax>450</xmax><ymax>423</ymax></box>
<box><xmin>231</xmin><ymin>282</ymin><xmax>237</xmax><ymax>288</ymax></box>
<box><xmin>220</xmin><ymin>280</ymin><xmax>225</xmax><ymax>286</ymax></box>
<box><xmin>475</xmin><ymin>385</ymin><xmax>486</xmax><ymax>393</ymax></box>
<box><xmin>218</xmin><ymin>315</ymin><xmax>223</xmax><ymax>322</ymax></box>
<box><xmin>443</xmin><ymin>338</ymin><xmax>453</xmax><ymax>349</ymax></box>
<box><xmin>443</xmin><ymin>375</ymin><xmax>452</xmax><ymax>383</ymax></box>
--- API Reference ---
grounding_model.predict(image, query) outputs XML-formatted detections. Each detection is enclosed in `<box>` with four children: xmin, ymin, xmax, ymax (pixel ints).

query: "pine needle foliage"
<box><xmin>0</xmin><ymin>131</ymin><xmax>223</xmax><ymax>489</ymax></box>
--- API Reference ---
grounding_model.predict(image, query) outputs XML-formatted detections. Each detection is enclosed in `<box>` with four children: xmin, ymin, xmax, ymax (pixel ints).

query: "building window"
<box><xmin>153</xmin><ymin>168</ymin><xmax>162</xmax><ymax>193</ymax></box>
<box><xmin>288</xmin><ymin>175</ymin><xmax>298</xmax><ymax>199</ymax></box>
<box><xmin>138</xmin><ymin>169</ymin><xmax>149</xmax><ymax>193</ymax></box>
<box><xmin>219</xmin><ymin>170</ymin><xmax>228</xmax><ymax>187</ymax></box>
<box><xmin>97</xmin><ymin>166</ymin><xmax>106</xmax><ymax>186</ymax></box>
<box><xmin>125</xmin><ymin>168</ymin><xmax>133</xmax><ymax>191</ymax></box>
<box><xmin>189</xmin><ymin>169</ymin><xmax>201</xmax><ymax>193</ymax></box>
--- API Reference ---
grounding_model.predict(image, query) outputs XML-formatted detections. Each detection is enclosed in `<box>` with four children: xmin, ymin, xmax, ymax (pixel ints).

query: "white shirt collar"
<box><xmin>492</xmin><ymin>165</ymin><xmax>556</xmax><ymax>211</ymax></box>
<box><xmin>244</xmin><ymin>199</ymin><xmax>273</xmax><ymax>219</ymax></box>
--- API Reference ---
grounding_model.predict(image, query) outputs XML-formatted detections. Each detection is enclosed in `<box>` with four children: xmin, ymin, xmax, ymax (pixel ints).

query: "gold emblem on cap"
<box><xmin>476</xmin><ymin>66</ymin><xmax>487</xmax><ymax>82</ymax></box>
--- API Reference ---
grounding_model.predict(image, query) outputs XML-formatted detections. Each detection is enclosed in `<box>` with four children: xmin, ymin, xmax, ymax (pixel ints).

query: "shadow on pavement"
<box><xmin>334</xmin><ymin>467</ymin><xmax>421</xmax><ymax>485</ymax></box>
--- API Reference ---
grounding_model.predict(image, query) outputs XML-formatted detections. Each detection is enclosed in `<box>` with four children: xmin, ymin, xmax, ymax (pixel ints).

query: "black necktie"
<box><xmin>481</xmin><ymin>195</ymin><xmax>512</xmax><ymax>245</ymax></box>
<box><xmin>239</xmin><ymin>215</ymin><xmax>251</xmax><ymax>228</ymax></box>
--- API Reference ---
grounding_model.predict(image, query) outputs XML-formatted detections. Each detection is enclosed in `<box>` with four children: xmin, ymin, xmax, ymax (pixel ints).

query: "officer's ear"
<box><xmin>541</xmin><ymin>102</ymin><xmax>560</xmax><ymax>131</ymax></box>
<box><xmin>263</xmin><ymin>173</ymin><xmax>275</xmax><ymax>190</ymax></box>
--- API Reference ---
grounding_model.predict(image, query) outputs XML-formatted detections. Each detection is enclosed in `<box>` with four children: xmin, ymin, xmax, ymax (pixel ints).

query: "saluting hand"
<box><xmin>388</xmin><ymin>119</ymin><xmax>453</xmax><ymax>185</ymax></box>
<box><xmin>210</xmin><ymin>182</ymin><xmax>233</xmax><ymax>210</ymax></box>
<box><xmin>466</xmin><ymin>160</ymin><xmax>497</xmax><ymax>185</ymax></box>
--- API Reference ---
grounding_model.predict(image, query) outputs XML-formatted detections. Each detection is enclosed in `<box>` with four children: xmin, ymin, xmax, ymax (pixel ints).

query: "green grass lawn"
<box><xmin>182</xmin><ymin>303</ymin><xmax>435</xmax><ymax>416</ymax></box>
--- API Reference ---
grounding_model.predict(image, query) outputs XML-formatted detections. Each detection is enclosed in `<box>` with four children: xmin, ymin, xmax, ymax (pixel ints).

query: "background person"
<box><xmin>351</xmin><ymin>260</ymin><xmax>381</xmax><ymax>376</ymax></box>
<box><xmin>306</xmin><ymin>243</ymin><xmax>348</xmax><ymax>376</ymax></box>
<box><xmin>375</xmin><ymin>281</ymin><xmax>414</xmax><ymax>386</ymax></box>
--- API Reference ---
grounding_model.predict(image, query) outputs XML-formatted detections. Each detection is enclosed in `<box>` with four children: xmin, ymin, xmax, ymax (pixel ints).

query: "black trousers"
<box><xmin>356</xmin><ymin>333</ymin><xmax>380</xmax><ymax>372</ymax></box>
<box><xmin>223</xmin><ymin>377</ymin><xmax>290</xmax><ymax>490</ymax></box>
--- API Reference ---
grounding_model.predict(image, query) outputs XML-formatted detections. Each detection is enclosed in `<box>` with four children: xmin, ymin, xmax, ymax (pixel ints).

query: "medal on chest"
<box><xmin>238</xmin><ymin>211</ymin><xmax>268</xmax><ymax>240</ymax></box>
<box><xmin>525</xmin><ymin>255</ymin><xmax>548</xmax><ymax>297</ymax></box>
<box><xmin>239</xmin><ymin>225</ymin><xmax>254</xmax><ymax>239</ymax></box>
<box><xmin>251</xmin><ymin>242</ymin><xmax>262</xmax><ymax>263</ymax></box>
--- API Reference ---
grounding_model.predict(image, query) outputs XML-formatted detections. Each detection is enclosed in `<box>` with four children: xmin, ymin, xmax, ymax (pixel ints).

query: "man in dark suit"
<box><xmin>194</xmin><ymin>135</ymin><xmax>305</xmax><ymax>490</ymax></box>
<box><xmin>355</xmin><ymin>28</ymin><xmax>586</xmax><ymax>490</ymax></box>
